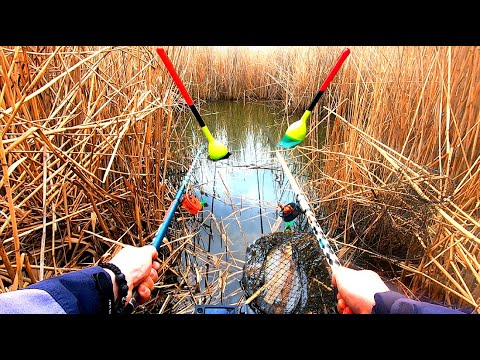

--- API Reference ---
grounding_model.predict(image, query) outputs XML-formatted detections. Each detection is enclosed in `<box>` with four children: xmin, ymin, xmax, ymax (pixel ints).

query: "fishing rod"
<box><xmin>275</xmin><ymin>150</ymin><xmax>340</xmax><ymax>270</ymax></box>
<box><xmin>278</xmin><ymin>48</ymin><xmax>350</xmax><ymax>149</ymax></box>
<box><xmin>124</xmin><ymin>144</ymin><xmax>206</xmax><ymax>313</ymax></box>
<box><xmin>156</xmin><ymin>48</ymin><xmax>231</xmax><ymax>162</ymax></box>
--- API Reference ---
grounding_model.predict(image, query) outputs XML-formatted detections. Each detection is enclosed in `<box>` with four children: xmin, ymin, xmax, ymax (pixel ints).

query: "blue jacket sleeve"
<box><xmin>0</xmin><ymin>266</ymin><xmax>114</xmax><ymax>314</ymax></box>
<box><xmin>372</xmin><ymin>290</ymin><xmax>470</xmax><ymax>314</ymax></box>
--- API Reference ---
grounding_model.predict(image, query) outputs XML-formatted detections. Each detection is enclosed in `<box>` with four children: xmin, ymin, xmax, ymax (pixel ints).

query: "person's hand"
<box><xmin>331</xmin><ymin>266</ymin><xmax>389</xmax><ymax>314</ymax></box>
<box><xmin>107</xmin><ymin>245</ymin><xmax>160</xmax><ymax>305</ymax></box>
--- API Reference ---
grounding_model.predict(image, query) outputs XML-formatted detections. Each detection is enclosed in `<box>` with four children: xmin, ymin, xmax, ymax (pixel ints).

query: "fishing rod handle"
<box><xmin>123</xmin><ymin>145</ymin><xmax>206</xmax><ymax>314</ymax></box>
<box><xmin>123</xmin><ymin>293</ymin><xmax>139</xmax><ymax>314</ymax></box>
<box><xmin>123</xmin><ymin>226</ymin><xmax>168</xmax><ymax>313</ymax></box>
<box><xmin>296</xmin><ymin>193</ymin><xmax>340</xmax><ymax>269</ymax></box>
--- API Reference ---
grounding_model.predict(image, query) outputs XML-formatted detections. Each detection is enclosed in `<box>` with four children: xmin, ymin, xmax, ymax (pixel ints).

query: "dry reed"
<box><xmin>301</xmin><ymin>46</ymin><xmax>479</xmax><ymax>311</ymax></box>
<box><xmin>0</xmin><ymin>46</ymin><xmax>213</xmax><ymax>312</ymax></box>
<box><xmin>1</xmin><ymin>45</ymin><xmax>478</xmax><ymax>313</ymax></box>
<box><xmin>186</xmin><ymin>45</ymin><xmax>479</xmax><ymax>311</ymax></box>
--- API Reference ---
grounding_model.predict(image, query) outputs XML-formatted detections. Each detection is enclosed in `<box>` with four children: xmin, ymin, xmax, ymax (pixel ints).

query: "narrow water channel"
<box><xmin>181</xmin><ymin>100</ymin><xmax>325</xmax><ymax>310</ymax></box>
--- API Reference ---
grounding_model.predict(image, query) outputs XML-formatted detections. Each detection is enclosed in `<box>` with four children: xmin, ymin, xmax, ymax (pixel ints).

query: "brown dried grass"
<box><xmin>299</xmin><ymin>46</ymin><xmax>479</xmax><ymax>311</ymax></box>
<box><xmin>0</xmin><ymin>46</ymin><xmax>194</xmax><ymax>308</ymax></box>
<box><xmin>1</xmin><ymin>45</ymin><xmax>478</xmax><ymax>313</ymax></box>
<box><xmin>0</xmin><ymin>46</ymin><xmax>250</xmax><ymax>313</ymax></box>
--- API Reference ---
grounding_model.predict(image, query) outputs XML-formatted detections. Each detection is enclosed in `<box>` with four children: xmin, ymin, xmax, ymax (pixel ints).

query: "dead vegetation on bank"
<box><xmin>0</xmin><ymin>46</ymin><xmax>222</xmax><ymax>312</ymax></box>
<box><xmin>186</xmin><ymin>45</ymin><xmax>479</xmax><ymax>311</ymax></box>
<box><xmin>0</xmin><ymin>46</ymin><xmax>479</xmax><ymax>313</ymax></box>
<box><xmin>304</xmin><ymin>47</ymin><xmax>479</xmax><ymax>311</ymax></box>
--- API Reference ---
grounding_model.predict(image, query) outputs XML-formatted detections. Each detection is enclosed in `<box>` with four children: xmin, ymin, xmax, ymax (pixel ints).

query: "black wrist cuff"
<box><xmin>93</xmin><ymin>271</ymin><xmax>115</xmax><ymax>314</ymax></box>
<box><xmin>99</xmin><ymin>263</ymin><xmax>129</xmax><ymax>314</ymax></box>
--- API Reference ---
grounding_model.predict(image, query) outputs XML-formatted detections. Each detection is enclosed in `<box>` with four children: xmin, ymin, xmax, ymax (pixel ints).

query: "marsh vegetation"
<box><xmin>0</xmin><ymin>46</ymin><xmax>478</xmax><ymax>313</ymax></box>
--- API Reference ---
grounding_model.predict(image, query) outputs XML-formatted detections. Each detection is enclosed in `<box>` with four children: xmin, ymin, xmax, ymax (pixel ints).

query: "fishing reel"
<box><xmin>181</xmin><ymin>193</ymin><xmax>204</xmax><ymax>215</ymax></box>
<box><xmin>278</xmin><ymin>202</ymin><xmax>302</xmax><ymax>222</ymax></box>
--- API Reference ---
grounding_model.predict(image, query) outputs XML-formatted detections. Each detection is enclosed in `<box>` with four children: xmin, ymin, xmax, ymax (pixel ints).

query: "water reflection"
<box><xmin>183</xmin><ymin>100</ymin><xmax>305</xmax><ymax>307</ymax></box>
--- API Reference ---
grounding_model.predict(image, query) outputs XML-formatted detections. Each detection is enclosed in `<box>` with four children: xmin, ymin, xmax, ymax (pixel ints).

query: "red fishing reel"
<box><xmin>181</xmin><ymin>194</ymin><xmax>203</xmax><ymax>215</ymax></box>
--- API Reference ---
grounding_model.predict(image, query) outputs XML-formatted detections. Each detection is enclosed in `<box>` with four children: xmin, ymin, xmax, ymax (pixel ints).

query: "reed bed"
<box><xmin>0</xmin><ymin>45</ymin><xmax>253</xmax><ymax>313</ymax></box>
<box><xmin>298</xmin><ymin>46</ymin><xmax>479</xmax><ymax>311</ymax></box>
<box><xmin>0</xmin><ymin>46</ymin><xmax>218</xmax><ymax>312</ymax></box>
<box><xmin>1</xmin><ymin>45</ymin><xmax>478</xmax><ymax>313</ymax></box>
<box><xmin>186</xmin><ymin>46</ymin><xmax>346</xmax><ymax>113</ymax></box>
<box><xmin>186</xmin><ymin>45</ymin><xmax>478</xmax><ymax>311</ymax></box>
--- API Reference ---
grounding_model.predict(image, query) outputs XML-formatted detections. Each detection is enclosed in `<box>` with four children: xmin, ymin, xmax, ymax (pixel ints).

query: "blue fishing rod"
<box><xmin>124</xmin><ymin>144</ymin><xmax>205</xmax><ymax>313</ymax></box>
<box><xmin>150</xmin><ymin>144</ymin><xmax>205</xmax><ymax>250</ymax></box>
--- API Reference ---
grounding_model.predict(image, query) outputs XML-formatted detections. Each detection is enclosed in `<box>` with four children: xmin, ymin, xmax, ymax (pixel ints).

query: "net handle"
<box><xmin>275</xmin><ymin>150</ymin><xmax>340</xmax><ymax>270</ymax></box>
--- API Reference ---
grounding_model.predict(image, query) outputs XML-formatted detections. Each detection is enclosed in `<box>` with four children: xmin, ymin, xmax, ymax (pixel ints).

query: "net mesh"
<box><xmin>241</xmin><ymin>231</ymin><xmax>337</xmax><ymax>314</ymax></box>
